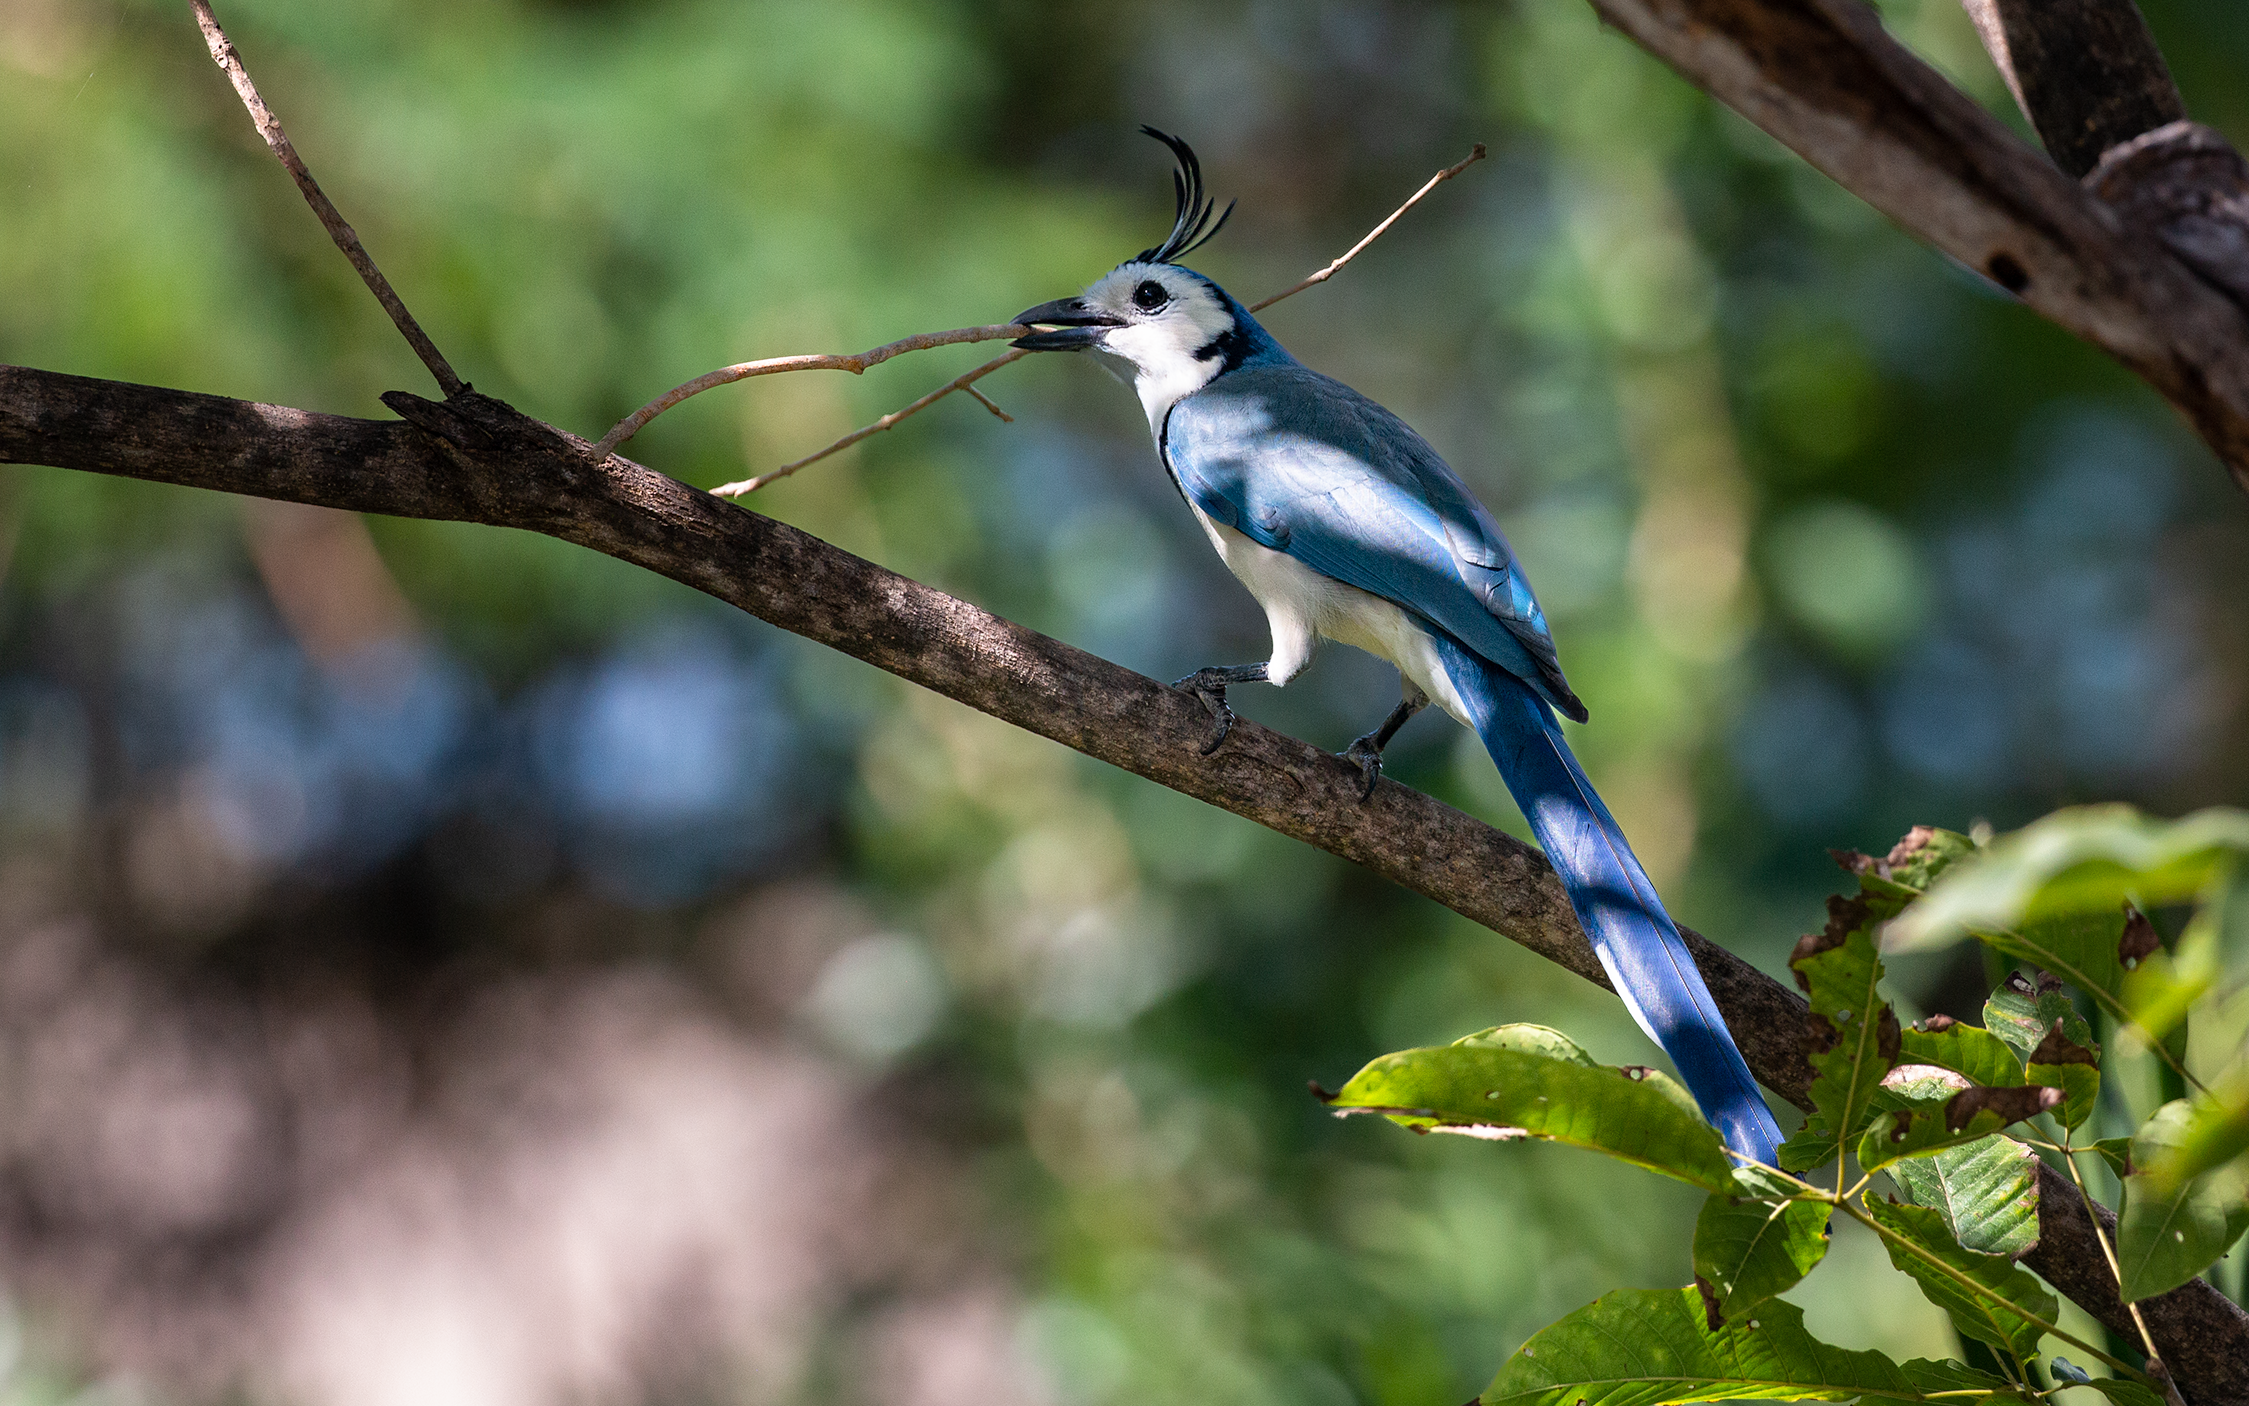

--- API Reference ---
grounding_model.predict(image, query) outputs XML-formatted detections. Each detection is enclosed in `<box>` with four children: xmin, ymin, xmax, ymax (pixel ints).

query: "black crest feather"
<box><xmin>1134</xmin><ymin>127</ymin><xmax>1235</xmax><ymax>265</ymax></box>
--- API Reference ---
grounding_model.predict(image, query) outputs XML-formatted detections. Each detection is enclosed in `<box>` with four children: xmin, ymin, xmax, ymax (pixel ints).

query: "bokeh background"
<box><xmin>2</xmin><ymin>1</ymin><xmax>2247</xmax><ymax>1402</ymax></box>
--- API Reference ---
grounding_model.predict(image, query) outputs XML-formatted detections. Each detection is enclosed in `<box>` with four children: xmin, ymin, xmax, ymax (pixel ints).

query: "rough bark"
<box><xmin>4</xmin><ymin>362</ymin><xmax>2244</xmax><ymax>1396</ymax></box>
<box><xmin>1958</xmin><ymin>0</ymin><xmax>2186</xmax><ymax>177</ymax></box>
<box><xmin>1585</xmin><ymin>0</ymin><xmax>2249</xmax><ymax>493</ymax></box>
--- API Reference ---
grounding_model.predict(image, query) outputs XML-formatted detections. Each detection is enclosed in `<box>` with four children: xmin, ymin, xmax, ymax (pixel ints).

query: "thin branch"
<box><xmin>190</xmin><ymin>1</ymin><xmax>464</xmax><ymax>398</ymax></box>
<box><xmin>594</xmin><ymin>324</ymin><xmax>1027</xmax><ymax>456</ymax></box>
<box><xmin>1957</xmin><ymin>0</ymin><xmax>2186</xmax><ymax>178</ymax></box>
<box><xmin>720</xmin><ymin>143</ymin><xmax>1492</xmax><ymax>495</ymax></box>
<box><xmin>708</xmin><ymin>349</ymin><xmax>1026</xmax><ymax>498</ymax></box>
<box><xmin>4</xmin><ymin>363</ymin><xmax>2248</xmax><ymax>1394</ymax></box>
<box><xmin>1247</xmin><ymin>142</ymin><xmax>1486</xmax><ymax>312</ymax></box>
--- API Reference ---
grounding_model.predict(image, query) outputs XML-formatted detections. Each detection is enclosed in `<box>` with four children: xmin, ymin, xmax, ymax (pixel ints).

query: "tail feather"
<box><xmin>1436</xmin><ymin>637</ymin><xmax>1782</xmax><ymax>1167</ymax></box>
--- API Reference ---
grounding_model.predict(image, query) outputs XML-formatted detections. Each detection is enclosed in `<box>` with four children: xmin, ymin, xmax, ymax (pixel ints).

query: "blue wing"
<box><xmin>1162</xmin><ymin>363</ymin><xmax>1585</xmax><ymax>720</ymax></box>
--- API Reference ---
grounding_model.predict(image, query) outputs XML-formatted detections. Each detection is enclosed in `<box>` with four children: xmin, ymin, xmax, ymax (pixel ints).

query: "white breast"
<box><xmin>1184</xmin><ymin>502</ymin><xmax>1474</xmax><ymax>728</ymax></box>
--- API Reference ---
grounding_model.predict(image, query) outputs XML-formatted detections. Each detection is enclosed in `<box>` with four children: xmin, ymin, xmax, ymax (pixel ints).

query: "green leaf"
<box><xmin>1884</xmin><ymin>805</ymin><xmax>2249</xmax><ymax>953</ymax></box>
<box><xmin>1898</xmin><ymin>1017</ymin><xmax>2024</xmax><ymax>1088</ymax></box>
<box><xmin>1480</xmin><ymin>1286</ymin><xmax>2010</xmax><ymax>1406</ymax></box>
<box><xmin>1692</xmin><ymin>1180</ymin><xmax>1831</xmax><ymax>1324</ymax></box>
<box><xmin>1785</xmin><ymin>900</ymin><xmax>1898</xmax><ymax>1170</ymax></box>
<box><xmin>1891</xmin><ymin>1135</ymin><xmax>2043</xmax><ymax>1259</ymax></box>
<box><xmin>2066</xmin><ymin>1378</ymin><xmax>2167</xmax><ymax>1406</ymax></box>
<box><xmin>1323</xmin><ymin>1024</ymin><xmax>1736</xmax><ymax>1192</ymax></box>
<box><xmin>2089</xmin><ymin>1138</ymin><xmax>2135</xmax><ymax>1180</ymax></box>
<box><xmin>1835</xmin><ymin>827</ymin><xmax>1981</xmax><ymax>915</ymax></box>
<box><xmin>1863</xmin><ymin>1198</ymin><xmax>2058</xmax><ymax>1360</ymax></box>
<box><xmin>2117</xmin><ymin>1099</ymin><xmax>2249</xmax><ymax>1303</ymax></box>
<box><xmin>1983</xmin><ymin>973</ymin><xmax>2094</xmax><ymax>1062</ymax></box>
<box><xmin>1859</xmin><ymin>1081</ymin><xmax>2061</xmax><ymax>1172</ymax></box>
<box><xmin>2025</xmin><ymin>1021</ymin><xmax>2100</xmax><ymax>1132</ymax></box>
<box><xmin>2139</xmin><ymin>1072</ymin><xmax>2249</xmax><ymax>1192</ymax></box>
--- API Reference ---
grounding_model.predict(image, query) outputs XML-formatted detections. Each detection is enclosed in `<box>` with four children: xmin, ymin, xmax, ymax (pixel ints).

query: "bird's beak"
<box><xmin>1011</xmin><ymin>298</ymin><xmax>1125</xmax><ymax>351</ymax></box>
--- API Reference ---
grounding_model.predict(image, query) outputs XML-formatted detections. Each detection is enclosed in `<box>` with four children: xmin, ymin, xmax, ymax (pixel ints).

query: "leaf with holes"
<box><xmin>1863</xmin><ymin>1198</ymin><xmax>2057</xmax><ymax>1360</ymax></box>
<box><xmin>1783</xmin><ymin>898</ymin><xmax>1897</xmax><ymax>1171</ymax></box>
<box><xmin>1480</xmin><ymin>1286</ymin><xmax>2010</xmax><ymax>1406</ymax></box>
<box><xmin>1984</xmin><ymin>972</ymin><xmax>2094</xmax><ymax>1062</ymax></box>
<box><xmin>2117</xmin><ymin>1099</ymin><xmax>2249</xmax><ymax>1303</ymax></box>
<box><xmin>1322</xmin><ymin>1024</ymin><xmax>1736</xmax><ymax>1192</ymax></box>
<box><xmin>1692</xmin><ymin>1172</ymin><xmax>1831</xmax><ymax>1326</ymax></box>
<box><xmin>1891</xmin><ymin>1135</ymin><xmax>2043</xmax><ymax>1259</ymax></box>
<box><xmin>1898</xmin><ymin>1016</ymin><xmax>2024</xmax><ymax>1089</ymax></box>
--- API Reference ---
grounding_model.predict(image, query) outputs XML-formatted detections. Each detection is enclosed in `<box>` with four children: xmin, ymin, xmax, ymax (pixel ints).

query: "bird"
<box><xmin>1008</xmin><ymin>129</ymin><xmax>1782</xmax><ymax>1166</ymax></box>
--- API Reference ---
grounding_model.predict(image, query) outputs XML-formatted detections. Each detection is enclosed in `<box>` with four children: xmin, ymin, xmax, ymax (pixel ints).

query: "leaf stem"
<box><xmin>2059</xmin><ymin>1132</ymin><xmax>2175</xmax><ymax>1398</ymax></box>
<box><xmin>1835</xmin><ymin>1198</ymin><xmax>2145</xmax><ymax>1381</ymax></box>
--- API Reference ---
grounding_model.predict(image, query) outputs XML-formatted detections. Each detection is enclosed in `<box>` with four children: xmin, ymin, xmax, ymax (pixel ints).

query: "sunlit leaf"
<box><xmin>1834</xmin><ymin>827</ymin><xmax>1980</xmax><ymax>915</ymax></box>
<box><xmin>1323</xmin><ymin>1024</ymin><xmax>1736</xmax><ymax>1192</ymax></box>
<box><xmin>1863</xmin><ymin>1198</ymin><xmax>2057</xmax><ymax>1360</ymax></box>
<box><xmin>1692</xmin><ymin>1174</ymin><xmax>1831</xmax><ymax>1325</ymax></box>
<box><xmin>1783</xmin><ymin>899</ymin><xmax>1897</xmax><ymax>1172</ymax></box>
<box><xmin>1481</xmin><ymin>1286</ymin><xmax>2010</xmax><ymax>1406</ymax></box>
<box><xmin>1891</xmin><ymin>1135</ymin><xmax>2043</xmax><ymax>1259</ymax></box>
<box><xmin>1898</xmin><ymin>1016</ymin><xmax>2023</xmax><ymax>1089</ymax></box>
<box><xmin>2117</xmin><ymin>1100</ymin><xmax>2249</xmax><ymax>1303</ymax></box>
<box><xmin>1860</xmin><ymin>1081</ymin><xmax>2061</xmax><ymax>1173</ymax></box>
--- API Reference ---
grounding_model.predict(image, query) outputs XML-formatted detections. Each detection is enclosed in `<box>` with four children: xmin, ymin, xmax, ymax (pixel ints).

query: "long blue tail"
<box><xmin>1436</xmin><ymin>637</ymin><xmax>1782</xmax><ymax>1167</ymax></box>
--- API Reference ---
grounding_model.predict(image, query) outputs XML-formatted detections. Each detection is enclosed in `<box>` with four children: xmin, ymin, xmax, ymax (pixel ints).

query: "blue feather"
<box><xmin>1432</xmin><ymin>634</ymin><xmax>1783</xmax><ymax>1165</ymax></box>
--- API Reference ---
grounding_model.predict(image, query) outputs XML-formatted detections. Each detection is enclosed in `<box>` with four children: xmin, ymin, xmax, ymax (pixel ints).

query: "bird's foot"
<box><xmin>1340</xmin><ymin>733</ymin><xmax>1386</xmax><ymax>802</ymax></box>
<box><xmin>1171</xmin><ymin>663</ymin><xmax>1267</xmax><ymax>755</ymax></box>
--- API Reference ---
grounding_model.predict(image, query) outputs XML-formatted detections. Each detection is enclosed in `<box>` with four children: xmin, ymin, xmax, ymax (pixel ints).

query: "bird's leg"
<box><xmin>1341</xmin><ymin>694</ymin><xmax>1426</xmax><ymax>801</ymax></box>
<box><xmin>1171</xmin><ymin>662</ymin><xmax>1269</xmax><ymax>755</ymax></box>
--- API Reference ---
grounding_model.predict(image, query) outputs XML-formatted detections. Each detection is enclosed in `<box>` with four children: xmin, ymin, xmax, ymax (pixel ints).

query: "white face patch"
<box><xmin>1074</xmin><ymin>262</ymin><xmax>1237</xmax><ymax>430</ymax></box>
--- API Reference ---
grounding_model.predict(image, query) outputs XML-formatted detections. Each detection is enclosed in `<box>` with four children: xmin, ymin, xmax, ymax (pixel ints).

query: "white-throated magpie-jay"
<box><xmin>1010</xmin><ymin>130</ymin><xmax>1781</xmax><ymax>1165</ymax></box>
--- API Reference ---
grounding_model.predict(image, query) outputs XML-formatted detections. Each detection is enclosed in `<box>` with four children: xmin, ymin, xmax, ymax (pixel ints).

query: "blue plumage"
<box><xmin>1012</xmin><ymin>131</ymin><xmax>1781</xmax><ymax>1165</ymax></box>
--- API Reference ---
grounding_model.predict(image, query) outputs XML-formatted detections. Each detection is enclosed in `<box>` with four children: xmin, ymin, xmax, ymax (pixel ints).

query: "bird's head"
<box><xmin>1013</xmin><ymin>129</ymin><xmax>1280</xmax><ymax>423</ymax></box>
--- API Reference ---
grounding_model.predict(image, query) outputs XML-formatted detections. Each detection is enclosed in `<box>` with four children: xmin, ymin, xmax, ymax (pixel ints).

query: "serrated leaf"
<box><xmin>2026</xmin><ymin>1022</ymin><xmax>2100</xmax><ymax>1131</ymax></box>
<box><xmin>1984</xmin><ymin>973</ymin><xmax>2094</xmax><ymax>1062</ymax></box>
<box><xmin>1892</xmin><ymin>1135</ymin><xmax>2043</xmax><ymax>1258</ymax></box>
<box><xmin>1324</xmin><ymin>1024</ymin><xmax>1736</xmax><ymax>1192</ymax></box>
<box><xmin>1898</xmin><ymin>1017</ymin><xmax>2024</xmax><ymax>1088</ymax></box>
<box><xmin>1480</xmin><ymin>1286</ymin><xmax>2010</xmax><ymax>1406</ymax></box>
<box><xmin>2117</xmin><ymin>1099</ymin><xmax>2249</xmax><ymax>1303</ymax></box>
<box><xmin>1859</xmin><ymin>1085</ymin><xmax>2062</xmax><ymax>1172</ymax></box>
<box><xmin>1693</xmin><ymin>1186</ymin><xmax>1830</xmax><ymax>1324</ymax></box>
<box><xmin>1863</xmin><ymin>1198</ymin><xmax>2057</xmax><ymax>1360</ymax></box>
<box><xmin>1786</xmin><ymin>901</ymin><xmax>1898</xmax><ymax>1170</ymax></box>
<box><xmin>1884</xmin><ymin>805</ymin><xmax>2249</xmax><ymax>953</ymax></box>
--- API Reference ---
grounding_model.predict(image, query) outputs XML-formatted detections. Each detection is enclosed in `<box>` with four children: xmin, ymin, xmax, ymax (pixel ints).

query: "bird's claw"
<box><xmin>1173</xmin><ymin>669</ymin><xmax>1238</xmax><ymax>755</ymax></box>
<box><xmin>1341</xmin><ymin>735</ymin><xmax>1385</xmax><ymax>802</ymax></box>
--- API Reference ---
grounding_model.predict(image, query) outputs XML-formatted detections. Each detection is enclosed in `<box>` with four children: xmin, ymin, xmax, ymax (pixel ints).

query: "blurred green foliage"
<box><xmin>5</xmin><ymin>1</ymin><xmax>2249</xmax><ymax>1402</ymax></box>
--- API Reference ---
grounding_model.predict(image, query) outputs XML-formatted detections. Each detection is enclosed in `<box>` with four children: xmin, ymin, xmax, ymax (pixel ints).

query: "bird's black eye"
<box><xmin>1132</xmin><ymin>279</ymin><xmax>1168</xmax><ymax>311</ymax></box>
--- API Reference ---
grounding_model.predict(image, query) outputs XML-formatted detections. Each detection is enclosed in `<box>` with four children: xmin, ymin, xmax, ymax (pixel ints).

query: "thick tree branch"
<box><xmin>1958</xmin><ymin>0</ymin><xmax>2185</xmax><ymax>178</ymax></box>
<box><xmin>1585</xmin><ymin>0</ymin><xmax>2249</xmax><ymax>495</ymax></box>
<box><xmin>3</xmin><ymin>362</ymin><xmax>2244</xmax><ymax>1395</ymax></box>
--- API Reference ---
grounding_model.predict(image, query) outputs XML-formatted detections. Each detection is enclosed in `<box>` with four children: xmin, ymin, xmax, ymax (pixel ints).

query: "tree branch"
<box><xmin>3</xmin><ymin>361</ymin><xmax>2244</xmax><ymax>1395</ymax></box>
<box><xmin>1958</xmin><ymin>0</ymin><xmax>2185</xmax><ymax>178</ymax></box>
<box><xmin>1584</xmin><ymin>0</ymin><xmax>2249</xmax><ymax>495</ymax></box>
<box><xmin>191</xmin><ymin>1</ymin><xmax>465</xmax><ymax>398</ymax></box>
